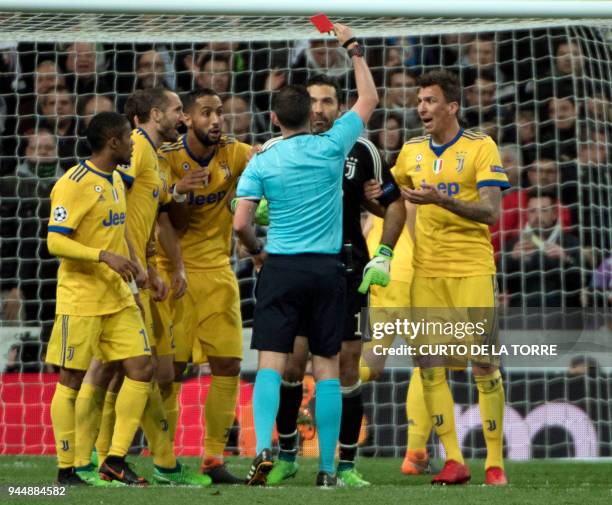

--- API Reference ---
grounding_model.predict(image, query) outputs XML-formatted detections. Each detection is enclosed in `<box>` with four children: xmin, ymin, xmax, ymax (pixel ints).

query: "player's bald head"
<box><xmin>182</xmin><ymin>88</ymin><xmax>222</xmax><ymax>113</ymax></box>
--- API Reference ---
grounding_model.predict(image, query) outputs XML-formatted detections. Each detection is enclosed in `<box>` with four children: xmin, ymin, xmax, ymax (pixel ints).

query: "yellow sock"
<box><xmin>141</xmin><ymin>382</ymin><xmax>176</xmax><ymax>469</ymax></box>
<box><xmin>95</xmin><ymin>391</ymin><xmax>117</xmax><ymax>465</ymax></box>
<box><xmin>407</xmin><ymin>367</ymin><xmax>433</xmax><ymax>451</ymax></box>
<box><xmin>108</xmin><ymin>377</ymin><xmax>151</xmax><ymax>458</ymax></box>
<box><xmin>475</xmin><ymin>370</ymin><xmax>505</xmax><ymax>470</ymax></box>
<box><xmin>74</xmin><ymin>383</ymin><xmax>105</xmax><ymax>467</ymax></box>
<box><xmin>50</xmin><ymin>383</ymin><xmax>78</xmax><ymax>469</ymax></box>
<box><xmin>204</xmin><ymin>375</ymin><xmax>239</xmax><ymax>458</ymax></box>
<box><xmin>160</xmin><ymin>382</ymin><xmax>181</xmax><ymax>442</ymax></box>
<box><xmin>420</xmin><ymin>367</ymin><xmax>463</xmax><ymax>464</ymax></box>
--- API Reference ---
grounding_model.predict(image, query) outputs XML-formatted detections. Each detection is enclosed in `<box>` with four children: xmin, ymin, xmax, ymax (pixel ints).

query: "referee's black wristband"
<box><xmin>342</xmin><ymin>37</ymin><xmax>358</xmax><ymax>49</ymax></box>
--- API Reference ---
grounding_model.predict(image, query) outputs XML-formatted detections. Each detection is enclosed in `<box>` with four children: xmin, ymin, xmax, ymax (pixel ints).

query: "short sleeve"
<box><xmin>48</xmin><ymin>178</ymin><xmax>97</xmax><ymax>235</ymax></box>
<box><xmin>475</xmin><ymin>137</ymin><xmax>511</xmax><ymax>190</ymax></box>
<box><xmin>236</xmin><ymin>158</ymin><xmax>263</xmax><ymax>200</ymax></box>
<box><xmin>322</xmin><ymin>110</ymin><xmax>364</xmax><ymax>157</ymax></box>
<box><xmin>233</xmin><ymin>141</ymin><xmax>252</xmax><ymax>176</ymax></box>
<box><xmin>391</xmin><ymin>146</ymin><xmax>415</xmax><ymax>189</ymax></box>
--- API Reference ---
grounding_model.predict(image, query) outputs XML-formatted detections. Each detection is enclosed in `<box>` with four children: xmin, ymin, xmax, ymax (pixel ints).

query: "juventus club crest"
<box><xmin>456</xmin><ymin>152</ymin><xmax>466</xmax><ymax>173</ymax></box>
<box><xmin>220</xmin><ymin>161</ymin><xmax>232</xmax><ymax>181</ymax></box>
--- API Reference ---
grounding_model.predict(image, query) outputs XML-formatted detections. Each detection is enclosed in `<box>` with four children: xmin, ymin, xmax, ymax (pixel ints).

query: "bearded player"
<box><xmin>156</xmin><ymin>88</ymin><xmax>251</xmax><ymax>483</ymax></box>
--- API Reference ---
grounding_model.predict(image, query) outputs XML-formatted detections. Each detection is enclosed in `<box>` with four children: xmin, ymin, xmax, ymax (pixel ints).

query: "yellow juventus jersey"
<box><xmin>366</xmin><ymin>215</ymin><xmax>413</xmax><ymax>283</ymax></box>
<box><xmin>392</xmin><ymin>129</ymin><xmax>510</xmax><ymax>277</ymax></box>
<box><xmin>115</xmin><ymin>128</ymin><xmax>164</xmax><ymax>266</ymax></box>
<box><xmin>157</xmin><ymin>134</ymin><xmax>250</xmax><ymax>271</ymax></box>
<box><xmin>48</xmin><ymin>161</ymin><xmax>134</xmax><ymax>316</ymax></box>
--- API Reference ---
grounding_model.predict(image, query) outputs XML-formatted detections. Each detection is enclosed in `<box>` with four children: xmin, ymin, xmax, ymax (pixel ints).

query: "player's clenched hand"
<box><xmin>171</xmin><ymin>267</ymin><xmax>187</xmax><ymax>299</ymax></box>
<box><xmin>363</xmin><ymin>179</ymin><xmax>383</xmax><ymax>201</ymax></box>
<box><xmin>175</xmin><ymin>168</ymin><xmax>209</xmax><ymax>194</ymax></box>
<box><xmin>401</xmin><ymin>182</ymin><xmax>444</xmax><ymax>205</ymax></box>
<box><xmin>148</xmin><ymin>264</ymin><xmax>169</xmax><ymax>302</ymax></box>
<box><xmin>99</xmin><ymin>250</ymin><xmax>140</xmax><ymax>282</ymax></box>
<box><xmin>333</xmin><ymin>23</ymin><xmax>355</xmax><ymax>47</ymax></box>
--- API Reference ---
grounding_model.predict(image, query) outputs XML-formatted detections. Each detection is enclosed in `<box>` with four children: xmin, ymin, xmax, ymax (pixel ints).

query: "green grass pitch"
<box><xmin>1</xmin><ymin>456</ymin><xmax>611</xmax><ymax>505</ymax></box>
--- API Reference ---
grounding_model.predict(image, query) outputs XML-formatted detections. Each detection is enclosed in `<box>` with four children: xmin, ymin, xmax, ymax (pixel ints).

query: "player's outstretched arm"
<box><xmin>333</xmin><ymin>23</ymin><xmax>378</xmax><ymax>124</ymax></box>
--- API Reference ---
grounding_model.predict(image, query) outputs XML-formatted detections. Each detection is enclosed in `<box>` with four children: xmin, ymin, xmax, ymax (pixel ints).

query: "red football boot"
<box><xmin>484</xmin><ymin>466</ymin><xmax>508</xmax><ymax>486</ymax></box>
<box><xmin>431</xmin><ymin>460</ymin><xmax>471</xmax><ymax>485</ymax></box>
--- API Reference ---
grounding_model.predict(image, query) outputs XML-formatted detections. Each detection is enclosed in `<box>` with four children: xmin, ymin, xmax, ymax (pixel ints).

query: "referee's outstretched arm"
<box><xmin>334</xmin><ymin>23</ymin><xmax>379</xmax><ymax>125</ymax></box>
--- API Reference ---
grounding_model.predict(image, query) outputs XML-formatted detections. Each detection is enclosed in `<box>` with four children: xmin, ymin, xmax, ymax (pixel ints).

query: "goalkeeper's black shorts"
<box><xmin>251</xmin><ymin>253</ymin><xmax>346</xmax><ymax>357</ymax></box>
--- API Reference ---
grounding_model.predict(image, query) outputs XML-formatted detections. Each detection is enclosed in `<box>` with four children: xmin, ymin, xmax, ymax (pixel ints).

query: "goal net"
<box><xmin>1</xmin><ymin>2</ymin><xmax>611</xmax><ymax>459</ymax></box>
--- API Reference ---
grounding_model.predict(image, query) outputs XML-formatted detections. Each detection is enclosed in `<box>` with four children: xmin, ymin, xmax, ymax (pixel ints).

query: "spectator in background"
<box><xmin>381</xmin><ymin>68</ymin><xmax>421</xmax><ymax>136</ymax></box>
<box><xmin>136</xmin><ymin>49</ymin><xmax>171</xmax><ymax>90</ymax></box>
<box><xmin>369</xmin><ymin>111</ymin><xmax>404</xmax><ymax>166</ymax></box>
<box><xmin>222</xmin><ymin>95</ymin><xmax>265</xmax><ymax>145</ymax></box>
<box><xmin>63</xmin><ymin>42</ymin><xmax>112</xmax><ymax>94</ymax></box>
<box><xmin>525</xmin><ymin>157</ymin><xmax>573</xmax><ymax>226</ymax></box>
<box><xmin>0</xmin><ymin>129</ymin><xmax>60</xmax><ymax>345</ymax></box>
<box><xmin>290</xmin><ymin>39</ymin><xmax>353</xmax><ymax>91</ymax></box>
<box><xmin>500</xmin><ymin>187</ymin><xmax>583</xmax><ymax>308</ymax></box>
<box><xmin>195</xmin><ymin>54</ymin><xmax>231</xmax><ymax>96</ymax></box>
<box><xmin>185</xmin><ymin>42</ymin><xmax>251</xmax><ymax>93</ymax></box>
<box><xmin>541</xmin><ymin>96</ymin><xmax>578</xmax><ymax>161</ymax></box>
<box><xmin>515</xmin><ymin>107</ymin><xmax>537</xmax><ymax>165</ymax></box>
<box><xmin>34</xmin><ymin>86</ymin><xmax>77</xmax><ymax>170</ymax></box>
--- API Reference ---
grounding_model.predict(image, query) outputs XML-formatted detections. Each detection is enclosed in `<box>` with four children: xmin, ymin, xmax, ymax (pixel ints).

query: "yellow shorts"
<box><xmin>46</xmin><ymin>305</ymin><xmax>151</xmax><ymax>370</ymax></box>
<box><xmin>410</xmin><ymin>275</ymin><xmax>498</xmax><ymax>366</ymax></box>
<box><xmin>411</xmin><ymin>275</ymin><xmax>496</xmax><ymax>308</ymax></box>
<box><xmin>173</xmin><ymin>266</ymin><xmax>243</xmax><ymax>364</ymax></box>
<box><xmin>366</xmin><ymin>279</ymin><xmax>412</xmax><ymax>352</ymax></box>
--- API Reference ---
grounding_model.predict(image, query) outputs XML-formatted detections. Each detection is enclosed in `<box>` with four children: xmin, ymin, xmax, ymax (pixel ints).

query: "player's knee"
<box><xmin>59</xmin><ymin>368</ymin><xmax>85</xmax><ymax>390</ymax></box>
<box><xmin>123</xmin><ymin>356</ymin><xmax>154</xmax><ymax>382</ymax></box>
<box><xmin>209</xmin><ymin>357</ymin><xmax>241</xmax><ymax>377</ymax></box>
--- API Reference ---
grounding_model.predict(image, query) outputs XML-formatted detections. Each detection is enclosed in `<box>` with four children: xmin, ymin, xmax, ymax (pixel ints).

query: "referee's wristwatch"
<box><xmin>343</xmin><ymin>37</ymin><xmax>363</xmax><ymax>58</ymax></box>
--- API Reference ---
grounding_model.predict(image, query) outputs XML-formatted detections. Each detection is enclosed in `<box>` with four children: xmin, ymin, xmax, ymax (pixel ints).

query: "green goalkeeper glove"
<box><xmin>254</xmin><ymin>198</ymin><xmax>269</xmax><ymax>226</ymax></box>
<box><xmin>358</xmin><ymin>244</ymin><xmax>393</xmax><ymax>294</ymax></box>
<box><xmin>230</xmin><ymin>197</ymin><xmax>269</xmax><ymax>226</ymax></box>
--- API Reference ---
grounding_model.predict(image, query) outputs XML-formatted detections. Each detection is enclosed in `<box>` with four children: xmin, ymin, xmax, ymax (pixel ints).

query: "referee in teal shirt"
<box><xmin>234</xmin><ymin>23</ymin><xmax>378</xmax><ymax>487</ymax></box>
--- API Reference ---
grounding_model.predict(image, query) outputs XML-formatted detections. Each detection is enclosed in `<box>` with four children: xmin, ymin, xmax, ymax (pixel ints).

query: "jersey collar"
<box><xmin>137</xmin><ymin>127</ymin><xmax>157</xmax><ymax>152</ymax></box>
<box><xmin>80</xmin><ymin>160</ymin><xmax>113</xmax><ymax>182</ymax></box>
<box><xmin>429</xmin><ymin>128</ymin><xmax>464</xmax><ymax>158</ymax></box>
<box><xmin>182</xmin><ymin>135</ymin><xmax>215</xmax><ymax>167</ymax></box>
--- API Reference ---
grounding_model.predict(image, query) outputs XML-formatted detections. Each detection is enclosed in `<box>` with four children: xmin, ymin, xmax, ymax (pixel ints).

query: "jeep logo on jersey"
<box><xmin>102</xmin><ymin>210</ymin><xmax>126</xmax><ymax>227</ymax></box>
<box><xmin>437</xmin><ymin>182</ymin><xmax>460</xmax><ymax>197</ymax></box>
<box><xmin>188</xmin><ymin>190</ymin><xmax>227</xmax><ymax>206</ymax></box>
<box><xmin>53</xmin><ymin>206</ymin><xmax>68</xmax><ymax>223</ymax></box>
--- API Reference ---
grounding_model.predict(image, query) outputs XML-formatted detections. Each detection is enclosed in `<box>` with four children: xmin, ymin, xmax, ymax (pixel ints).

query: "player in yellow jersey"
<box><xmin>392</xmin><ymin>70</ymin><xmax>510</xmax><ymax>486</ymax></box>
<box><xmin>45</xmin><ymin>112</ymin><xmax>152</xmax><ymax>486</ymax></box>
<box><xmin>156</xmin><ymin>88</ymin><xmax>251</xmax><ymax>483</ymax></box>
<box><xmin>84</xmin><ymin>89</ymin><xmax>211</xmax><ymax>486</ymax></box>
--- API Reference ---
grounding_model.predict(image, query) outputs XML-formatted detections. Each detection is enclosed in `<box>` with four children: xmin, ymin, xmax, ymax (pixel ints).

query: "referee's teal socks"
<box><xmin>315</xmin><ymin>378</ymin><xmax>342</xmax><ymax>474</ymax></box>
<box><xmin>253</xmin><ymin>368</ymin><xmax>282</xmax><ymax>454</ymax></box>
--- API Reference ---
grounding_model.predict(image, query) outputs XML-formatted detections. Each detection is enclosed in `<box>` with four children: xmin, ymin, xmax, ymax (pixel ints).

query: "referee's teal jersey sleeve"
<box><xmin>235</xmin><ymin>157</ymin><xmax>263</xmax><ymax>199</ymax></box>
<box><xmin>321</xmin><ymin>110</ymin><xmax>364</xmax><ymax>158</ymax></box>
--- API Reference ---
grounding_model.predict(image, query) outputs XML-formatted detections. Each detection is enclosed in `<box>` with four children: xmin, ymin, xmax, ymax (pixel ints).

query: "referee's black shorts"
<box><xmin>251</xmin><ymin>254</ymin><xmax>346</xmax><ymax>357</ymax></box>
